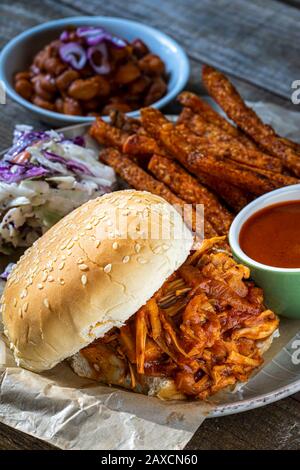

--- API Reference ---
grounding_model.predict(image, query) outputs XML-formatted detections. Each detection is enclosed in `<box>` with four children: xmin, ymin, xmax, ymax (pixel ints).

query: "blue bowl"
<box><xmin>0</xmin><ymin>16</ymin><xmax>190</xmax><ymax>126</ymax></box>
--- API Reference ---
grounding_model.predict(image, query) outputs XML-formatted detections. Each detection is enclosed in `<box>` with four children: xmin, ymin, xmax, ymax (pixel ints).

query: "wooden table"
<box><xmin>0</xmin><ymin>0</ymin><xmax>300</xmax><ymax>450</ymax></box>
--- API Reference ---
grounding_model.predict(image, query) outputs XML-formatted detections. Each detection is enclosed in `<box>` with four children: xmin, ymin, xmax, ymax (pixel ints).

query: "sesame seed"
<box><xmin>163</xmin><ymin>244</ymin><xmax>170</xmax><ymax>250</ymax></box>
<box><xmin>153</xmin><ymin>246</ymin><xmax>162</xmax><ymax>254</ymax></box>
<box><xmin>85</xmin><ymin>224</ymin><xmax>92</xmax><ymax>230</ymax></box>
<box><xmin>137</xmin><ymin>257</ymin><xmax>148</xmax><ymax>264</ymax></box>
<box><xmin>20</xmin><ymin>289</ymin><xmax>27</xmax><ymax>299</ymax></box>
<box><xmin>81</xmin><ymin>275</ymin><xmax>87</xmax><ymax>286</ymax></box>
<box><xmin>48</xmin><ymin>276</ymin><xmax>54</xmax><ymax>282</ymax></box>
<box><xmin>122</xmin><ymin>255</ymin><xmax>130</xmax><ymax>264</ymax></box>
<box><xmin>42</xmin><ymin>272</ymin><xmax>48</xmax><ymax>282</ymax></box>
<box><xmin>94</xmin><ymin>363</ymin><xmax>100</xmax><ymax>371</ymax></box>
<box><xmin>96</xmin><ymin>240</ymin><xmax>101</xmax><ymax>248</ymax></box>
<box><xmin>67</xmin><ymin>241</ymin><xmax>74</xmax><ymax>249</ymax></box>
<box><xmin>135</xmin><ymin>243</ymin><xmax>141</xmax><ymax>253</ymax></box>
<box><xmin>23</xmin><ymin>302</ymin><xmax>28</xmax><ymax>313</ymax></box>
<box><xmin>37</xmin><ymin>284</ymin><xmax>43</xmax><ymax>290</ymax></box>
<box><xmin>79</xmin><ymin>264</ymin><xmax>89</xmax><ymax>271</ymax></box>
<box><xmin>59</xmin><ymin>278</ymin><xmax>65</xmax><ymax>285</ymax></box>
<box><xmin>104</xmin><ymin>264</ymin><xmax>112</xmax><ymax>273</ymax></box>
<box><xmin>58</xmin><ymin>262</ymin><xmax>65</xmax><ymax>270</ymax></box>
<box><xmin>43</xmin><ymin>299</ymin><xmax>50</xmax><ymax>309</ymax></box>
<box><xmin>112</xmin><ymin>242</ymin><xmax>119</xmax><ymax>250</ymax></box>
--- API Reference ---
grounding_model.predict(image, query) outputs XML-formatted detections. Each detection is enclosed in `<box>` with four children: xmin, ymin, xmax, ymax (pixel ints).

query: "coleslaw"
<box><xmin>0</xmin><ymin>125</ymin><xmax>116</xmax><ymax>254</ymax></box>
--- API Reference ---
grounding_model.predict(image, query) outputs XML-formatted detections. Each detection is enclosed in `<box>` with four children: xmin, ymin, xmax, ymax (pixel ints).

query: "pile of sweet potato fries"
<box><xmin>90</xmin><ymin>65</ymin><xmax>299</xmax><ymax>239</ymax></box>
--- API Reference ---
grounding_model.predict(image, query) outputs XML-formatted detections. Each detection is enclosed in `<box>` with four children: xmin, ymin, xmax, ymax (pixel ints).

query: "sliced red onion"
<box><xmin>77</xmin><ymin>26</ymin><xmax>104</xmax><ymax>40</ymax></box>
<box><xmin>76</xmin><ymin>26</ymin><xmax>127</xmax><ymax>48</ymax></box>
<box><xmin>87</xmin><ymin>43</ymin><xmax>110</xmax><ymax>75</ymax></box>
<box><xmin>60</xmin><ymin>30</ymin><xmax>70</xmax><ymax>42</ymax></box>
<box><xmin>59</xmin><ymin>42</ymin><xmax>87</xmax><ymax>70</ymax></box>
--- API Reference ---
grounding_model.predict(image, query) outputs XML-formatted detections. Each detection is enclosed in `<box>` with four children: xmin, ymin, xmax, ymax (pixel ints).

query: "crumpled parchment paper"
<box><xmin>1</xmin><ymin>101</ymin><xmax>300</xmax><ymax>450</ymax></box>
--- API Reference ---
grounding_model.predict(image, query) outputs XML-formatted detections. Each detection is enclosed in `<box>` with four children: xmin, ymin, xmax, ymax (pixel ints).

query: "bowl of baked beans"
<box><xmin>0</xmin><ymin>16</ymin><xmax>189</xmax><ymax>125</ymax></box>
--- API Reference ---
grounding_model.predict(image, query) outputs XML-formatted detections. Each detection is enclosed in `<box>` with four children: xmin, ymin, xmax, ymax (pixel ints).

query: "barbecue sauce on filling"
<box><xmin>239</xmin><ymin>201</ymin><xmax>300</xmax><ymax>269</ymax></box>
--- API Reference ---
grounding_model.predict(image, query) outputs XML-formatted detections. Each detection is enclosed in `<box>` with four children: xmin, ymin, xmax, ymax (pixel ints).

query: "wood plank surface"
<box><xmin>59</xmin><ymin>0</ymin><xmax>300</xmax><ymax>99</ymax></box>
<box><xmin>0</xmin><ymin>0</ymin><xmax>299</xmax><ymax>451</ymax></box>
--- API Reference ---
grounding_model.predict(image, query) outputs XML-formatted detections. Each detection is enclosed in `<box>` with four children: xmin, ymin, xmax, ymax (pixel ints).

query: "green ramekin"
<box><xmin>229</xmin><ymin>184</ymin><xmax>300</xmax><ymax>319</ymax></box>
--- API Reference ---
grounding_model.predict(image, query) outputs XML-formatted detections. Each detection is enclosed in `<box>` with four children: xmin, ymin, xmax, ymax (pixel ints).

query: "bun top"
<box><xmin>1</xmin><ymin>190</ymin><xmax>193</xmax><ymax>372</ymax></box>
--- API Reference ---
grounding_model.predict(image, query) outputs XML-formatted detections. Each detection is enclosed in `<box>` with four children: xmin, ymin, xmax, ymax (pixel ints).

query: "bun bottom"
<box><xmin>69</xmin><ymin>352</ymin><xmax>185</xmax><ymax>399</ymax></box>
<box><xmin>68</xmin><ymin>329</ymin><xmax>278</xmax><ymax>400</ymax></box>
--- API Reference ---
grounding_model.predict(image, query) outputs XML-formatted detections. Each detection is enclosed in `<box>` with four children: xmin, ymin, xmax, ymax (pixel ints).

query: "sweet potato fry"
<box><xmin>196</xmin><ymin>172</ymin><xmax>252</xmax><ymax>212</ymax></box>
<box><xmin>148</xmin><ymin>154</ymin><xmax>233</xmax><ymax>234</ymax></box>
<box><xmin>89</xmin><ymin>117</ymin><xmax>130</xmax><ymax>150</ymax></box>
<box><xmin>177</xmin><ymin>91</ymin><xmax>256</xmax><ymax>149</ymax></box>
<box><xmin>277</xmin><ymin>136</ymin><xmax>300</xmax><ymax>155</ymax></box>
<box><xmin>123</xmin><ymin>133</ymin><xmax>170</xmax><ymax>158</ymax></box>
<box><xmin>99</xmin><ymin>147</ymin><xmax>217</xmax><ymax>238</ymax></box>
<box><xmin>239</xmin><ymin>163</ymin><xmax>298</xmax><ymax>187</ymax></box>
<box><xmin>100</xmin><ymin>147</ymin><xmax>182</xmax><ymax>204</ymax></box>
<box><xmin>177</xmin><ymin>109</ymin><xmax>282</xmax><ymax>173</ymax></box>
<box><xmin>202</xmin><ymin>65</ymin><xmax>300</xmax><ymax>176</ymax></box>
<box><xmin>141</xmin><ymin>108</ymin><xmax>279</xmax><ymax>196</ymax></box>
<box><xmin>109</xmin><ymin>110</ymin><xmax>142</xmax><ymax>133</ymax></box>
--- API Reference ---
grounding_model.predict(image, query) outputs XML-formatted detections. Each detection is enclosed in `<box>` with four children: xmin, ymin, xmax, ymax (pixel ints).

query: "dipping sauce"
<box><xmin>239</xmin><ymin>201</ymin><xmax>300</xmax><ymax>268</ymax></box>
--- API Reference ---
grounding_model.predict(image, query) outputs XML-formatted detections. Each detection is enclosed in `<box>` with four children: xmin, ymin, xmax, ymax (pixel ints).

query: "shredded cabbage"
<box><xmin>0</xmin><ymin>126</ymin><xmax>116</xmax><ymax>253</ymax></box>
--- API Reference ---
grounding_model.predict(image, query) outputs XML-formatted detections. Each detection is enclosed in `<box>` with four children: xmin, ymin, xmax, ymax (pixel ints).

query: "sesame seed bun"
<box><xmin>1</xmin><ymin>190</ymin><xmax>193</xmax><ymax>372</ymax></box>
